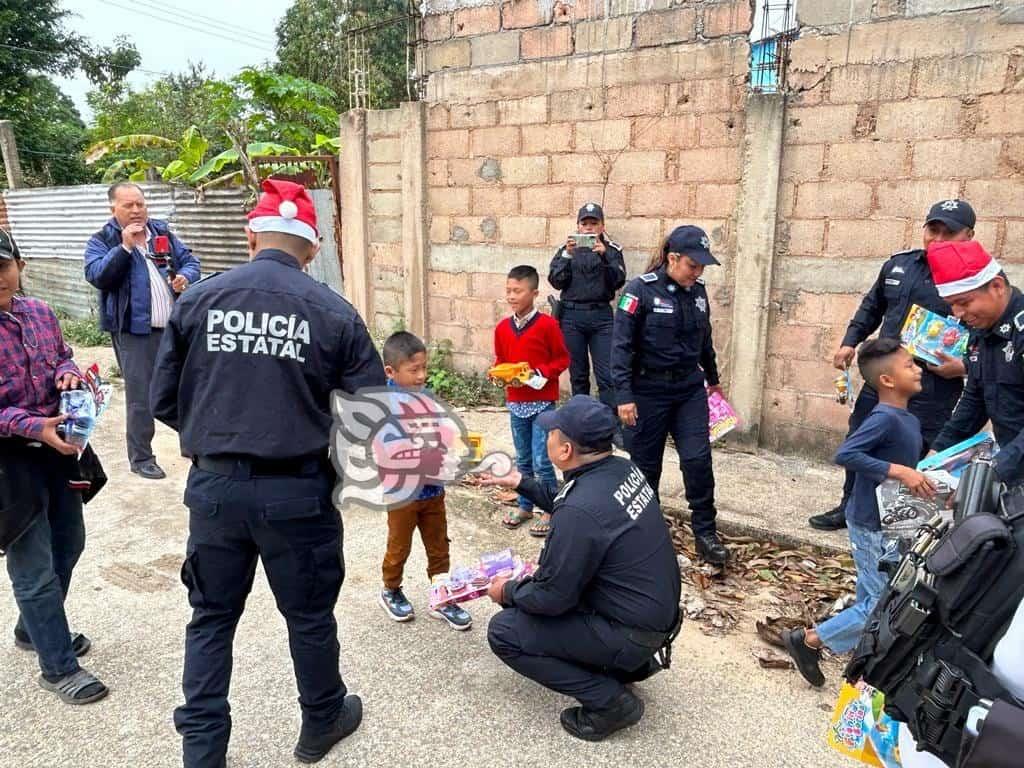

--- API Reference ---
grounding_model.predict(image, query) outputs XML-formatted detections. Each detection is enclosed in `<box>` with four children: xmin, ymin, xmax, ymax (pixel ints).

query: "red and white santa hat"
<box><xmin>246</xmin><ymin>178</ymin><xmax>319</xmax><ymax>244</ymax></box>
<box><xmin>927</xmin><ymin>240</ymin><xmax>1002</xmax><ymax>298</ymax></box>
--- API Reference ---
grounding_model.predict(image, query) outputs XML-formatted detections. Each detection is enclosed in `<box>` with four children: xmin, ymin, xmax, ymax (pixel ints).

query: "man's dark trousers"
<box><xmin>174</xmin><ymin>461</ymin><xmax>346</xmax><ymax>768</ymax></box>
<box><xmin>488</xmin><ymin>608</ymin><xmax>655</xmax><ymax>710</ymax></box>
<box><xmin>111</xmin><ymin>329</ymin><xmax>163</xmax><ymax>468</ymax></box>
<box><xmin>560</xmin><ymin>305</ymin><xmax>615</xmax><ymax>412</ymax></box>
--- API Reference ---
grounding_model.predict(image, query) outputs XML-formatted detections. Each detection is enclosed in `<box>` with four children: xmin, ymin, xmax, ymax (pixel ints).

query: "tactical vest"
<box><xmin>846</xmin><ymin>460</ymin><xmax>1024</xmax><ymax>766</ymax></box>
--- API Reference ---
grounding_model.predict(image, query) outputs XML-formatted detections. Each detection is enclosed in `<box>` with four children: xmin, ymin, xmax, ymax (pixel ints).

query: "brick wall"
<box><xmin>761</xmin><ymin>5</ymin><xmax>1024</xmax><ymax>456</ymax></box>
<box><xmin>366</xmin><ymin>109</ymin><xmax>407</xmax><ymax>335</ymax></box>
<box><xmin>422</xmin><ymin>0</ymin><xmax>752</xmax><ymax>375</ymax></box>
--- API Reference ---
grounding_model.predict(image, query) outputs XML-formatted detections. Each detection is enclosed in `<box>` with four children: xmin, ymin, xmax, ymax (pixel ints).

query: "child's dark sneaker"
<box><xmin>429</xmin><ymin>602</ymin><xmax>472</xmax><ymax>631</ymax></box>
<box><xmin>379</xmin><ymin>588</ymin><xmax>414</xmax><ymax>622</ymax></box>
<box><xmin>782</xmin><ymin>628</ymin><xmax>825</xmax><ymax>687</ymax></box>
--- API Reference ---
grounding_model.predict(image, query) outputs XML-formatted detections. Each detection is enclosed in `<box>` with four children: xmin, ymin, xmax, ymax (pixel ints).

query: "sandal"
<box><xmin>529</xmin><ymin>516</ymin><xmax>552</xmax><ymax>538</ymax></box>
<box><xmin>502</xmin><ymin>509</ymin><xmax>534</xmax><ymax>529</ymax></box>
<box><xmin>15</xmin><ymin>630</ymin><xmax>91</xmax><ymax>658</ymax></box>
<box><xmin>38</xmin><ymin>668</ymin><xmax>110</xmax><ymax>705</ymax></box>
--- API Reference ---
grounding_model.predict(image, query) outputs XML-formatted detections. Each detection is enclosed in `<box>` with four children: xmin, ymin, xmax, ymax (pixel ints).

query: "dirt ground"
<box><xmin>0</xmin><ymin>345</ymin><xmax>852</xmax><ymax>767</ymax></box>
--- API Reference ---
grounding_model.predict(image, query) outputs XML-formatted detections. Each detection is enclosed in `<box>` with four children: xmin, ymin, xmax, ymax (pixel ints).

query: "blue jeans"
<box><xmin>816</xmin><ymin>523</ymin><xmax>894</xmax><ymax>653</ymax></box>
<box><xmin>510</xmin><ymin>404</ymin><xmax>558</xmax><ymax>512</ymax></box>
<box><xmin>4</xmin><ymin>474</ymin><xmax>85</xmax><ymax>678</ymax></box>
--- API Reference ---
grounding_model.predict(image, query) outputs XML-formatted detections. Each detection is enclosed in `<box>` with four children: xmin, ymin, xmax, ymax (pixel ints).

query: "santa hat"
<box><xmin>927</xmin><ymin>240</ymin><xmax>1002</xmax><ymax>298</ymax></box>
<box><xmin>246</xmin><ymin>179</ymin><xmax>319</xmax><ymax>244</ymax></box>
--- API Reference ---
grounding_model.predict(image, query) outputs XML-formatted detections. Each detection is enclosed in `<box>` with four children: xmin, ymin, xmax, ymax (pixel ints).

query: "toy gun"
<box><xmin>487</xmin><ymin>362</ymin><xmax>533</xmax><ymax>386</ymax></box>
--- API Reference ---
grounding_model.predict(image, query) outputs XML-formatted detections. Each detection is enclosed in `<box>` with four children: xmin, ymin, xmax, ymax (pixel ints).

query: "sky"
<box><xmin>56</xmin><ymin>0</ymin><xmax>286</xmax><ymax>124</ymax></box>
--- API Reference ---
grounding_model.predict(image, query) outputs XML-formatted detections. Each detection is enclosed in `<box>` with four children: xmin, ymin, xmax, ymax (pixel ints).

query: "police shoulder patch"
<box><xmin>1015</xmin><ymin>311</ymin><xmax>1024</xmax><ymax>333</ymax></box>
<box><xmin>640</xmin><ymin>272</ymin><xmax>658</xmax><ymax>283</ymax></box>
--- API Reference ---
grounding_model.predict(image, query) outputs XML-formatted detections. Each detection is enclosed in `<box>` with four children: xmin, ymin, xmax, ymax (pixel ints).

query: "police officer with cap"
<box><xmin>611</xmin><ymin>224</ymin><xmax>728</xmax><ymax>565</ymax></box>
<box><xmin>479</xmin><ymin>395</ymin><xmax>681</xmax><ymax>742</ymax></box>
<box><xmin>150</xmin><ymin>179</ymin><xmax>386</xmax><ymax>767</ymax></box>
<box><xmin>928</xmin><ymin>239</ymin><xmax>1024</xmax><ymax>486</ymax></box>
<box><xmin>810</xmin><ymin>200</ymin><xmax>976</xmax><ymax>531</ymax></box>
<box><xmin>548</xmin><ymin>203</ymin><xmax>627</xmax><ymax>418</ymax></box>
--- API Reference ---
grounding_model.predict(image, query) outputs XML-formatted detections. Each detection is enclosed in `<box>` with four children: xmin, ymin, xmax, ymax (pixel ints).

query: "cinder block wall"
<box><xmin>366</xmin><ymin>110</ymin><xmax>407</xmax><ymax>335</ymax></box>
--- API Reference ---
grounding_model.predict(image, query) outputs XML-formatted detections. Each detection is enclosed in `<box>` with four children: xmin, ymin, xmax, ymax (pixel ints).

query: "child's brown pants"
<box><xmin>381</xmin><ymin>493</ymin><xmax>450</xmax><ymax>590</ymax></box>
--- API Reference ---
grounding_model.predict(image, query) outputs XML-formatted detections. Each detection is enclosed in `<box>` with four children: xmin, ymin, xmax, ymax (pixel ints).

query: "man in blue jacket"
<box><xmin>84</xmin><ymin>182</ymin><xmax>200</xmax><ymax>479</ymax></box>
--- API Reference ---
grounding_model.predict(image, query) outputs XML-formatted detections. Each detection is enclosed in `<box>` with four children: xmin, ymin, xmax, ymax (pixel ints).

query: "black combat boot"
<box><xmin>560</xmin><ymin>690</ymin><xmax>645</xmax><ymax>742</ymax></box>
<box><xmin>294</xmin><ymin>694</ymin><xmax>363</xmax><ymax>764</ymax></box>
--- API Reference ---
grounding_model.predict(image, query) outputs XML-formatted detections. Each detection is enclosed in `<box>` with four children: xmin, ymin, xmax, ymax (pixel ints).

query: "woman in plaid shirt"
<box><xmin>0</xmin><ymin>228</ymin><xmax>108</xmax><ymax>704</ymax></box>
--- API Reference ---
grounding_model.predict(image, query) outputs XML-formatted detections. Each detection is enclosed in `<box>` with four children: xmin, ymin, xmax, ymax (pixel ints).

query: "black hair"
<box><xmin>107</xmin><ymin>181</ymin><xmax>144</xmax><ymax>203</ymax></box>
<box><xmin>507</xmin><ymin>265</ymin><xmax>539</xmax><ymax>290</ymax></box>
<box><xmin>857</xmin><ymin>337</ymin><xmax>905</xmax><ymax>389</ymax></box>
<box><xmin>382</xmin><ymin>331</ymin><xmax>427</xmax><ymax>368</ymax></box>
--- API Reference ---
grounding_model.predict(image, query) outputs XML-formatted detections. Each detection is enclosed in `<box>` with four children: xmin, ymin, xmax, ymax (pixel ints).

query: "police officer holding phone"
<box><xmin>548</xmin><ymin>203</ymin><xmax>627</xmax><ymax>417</ymax></box>
<box><xmin>611</xmin><ymin>225</ymin><xmax>728</xmax><ymax>565</ymax></box>
<box><xmin>150</xmin><ymin>179</ymin><xmax>385</xmax><ymax>767</ymax></box>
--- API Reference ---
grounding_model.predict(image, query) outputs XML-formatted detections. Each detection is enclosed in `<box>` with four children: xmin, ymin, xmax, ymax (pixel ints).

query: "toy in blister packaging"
<box><xmin>835</xmin><ymin>369</ymin><xmax>854</xmax><ymax>411</ymax></box>
<box><xmin>708</xmin><ymin>389</ymin><xmax>739</xmax><ymax>443</ymax></box>
<box><xmin>82</xmin><ymin>363</ymin><xmax>114</xmax><ymax>419</ymax></box>
<box><xmin>57</xmin><ymin>390</ymin><xmax>97</xmax><ymax>450</ymax></box>
<box><xmin>900</xmin><ymin>304</ymin><xmax>969</xmax><ymax>366</ymax></box>
<box><xmin>428</xmin><ymin>549</ymin><xmax>535</xmax><ymax>610</ymax></box>
<box><xmin>916</xmin><ymin>431</ymin><xmax>996</xmax><ymax>481</ymax></box>
<box><xmin>876</xmin><ymin>471</ymin><xmax>955</xmax><ymax>546</ymax></box>
<box><xmin>827</xmin><ymin>682</ymin><xmax>902</xmax><ymax>768</ymax></box>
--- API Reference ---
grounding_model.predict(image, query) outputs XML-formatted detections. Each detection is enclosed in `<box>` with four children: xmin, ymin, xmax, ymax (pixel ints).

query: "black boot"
<box><xmin>808</xmin><ymin>505</ymin><xmax>847</xmax><ymax>531</ymax></box>
<box><xmin>781</xmin><ymin>628</ymin><xmax>825</xmax><ymax>687</ymax></box>
<box><xmin>294</xmin><ymin>694</ymin><xmax>363</xmax><ymax>764</ymax></box>
<box><xmin>560</xmin><ymin>690</ymin><xmax>645</xmax><ymax>742</ymax></box>
<box><xmin>694</xmin><ymin>532</ymin><xmax>729</xmax><ymax>565</ymax></box>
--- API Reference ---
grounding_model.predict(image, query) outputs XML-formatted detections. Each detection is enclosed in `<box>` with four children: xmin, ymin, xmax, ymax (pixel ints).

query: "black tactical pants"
<box><xmin>560</xmin><ymin>305</ymin><xmax>616</xmax><ymax>412</ymax></box>
<box><xmin>174</xmin><ymin>461</ymin><xmax>345</xmax><ymax>768</ymax></box>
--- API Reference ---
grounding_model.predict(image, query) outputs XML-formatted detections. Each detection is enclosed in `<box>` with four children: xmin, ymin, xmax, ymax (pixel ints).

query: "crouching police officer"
<box><xmin>150</xmin><ymin>180</ymin><xmax>386</xmax><ymax>767</ymax></box>
<box><xmin>479</xmin><ymin>396</ymin><xmax>682</xmax><ymax>742</ymax></box>
<box><xmin>611</xmin><ymin>225</ymin><xmax>728</xmax><ymax>565</ymax></box>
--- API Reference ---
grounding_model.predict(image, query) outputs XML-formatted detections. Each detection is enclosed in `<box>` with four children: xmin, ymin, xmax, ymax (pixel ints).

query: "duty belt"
<box><xmin>637</xmin><ymin>367</ymin><xmax>690</xmax><ymax>382</ymax></box>
<box><xmin>562</xmin><ymin>300</ymin><xmax>610</xmax><ymax>310</ymax></box>
<box><xmin>193</xmin><ymin>453</ymin><xmax>330</xmax><ymax>478</ymax></box>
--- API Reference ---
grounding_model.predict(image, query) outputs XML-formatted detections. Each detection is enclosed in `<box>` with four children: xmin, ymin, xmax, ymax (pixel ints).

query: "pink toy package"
<box><xmin>428</xmin><ymin>548</ymin><xmax>536</xmax><ymax>610</ymax></box>
<box><xmin>708</xmin><ymin>389</ymin><xmax>739</xmax><ymax>442</ymax></box>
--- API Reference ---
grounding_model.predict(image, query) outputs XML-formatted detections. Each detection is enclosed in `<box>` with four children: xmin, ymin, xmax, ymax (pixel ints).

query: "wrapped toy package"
<box><xmin>428</xmin><ymin>548</ymin><xmax>535</xmax><ymax>610</ymax></box>
<box><xmin>708</xmin><ymin>389</ymin><xmax>739</xmax><ymax>442</ymax></box>
<box><xmin>57</xmin><ymin>364</ymin><xmax>114</xmax><ymax>450</ymax></box>
<box><xmin>900</xmin><ymin>304</ymin><xmax>969</xmax><ymax>366</ymax></box>
<box><xmin>828</xmin><ymin>682</ymin><xmax>902</xmax><ymax>768</ymax></box>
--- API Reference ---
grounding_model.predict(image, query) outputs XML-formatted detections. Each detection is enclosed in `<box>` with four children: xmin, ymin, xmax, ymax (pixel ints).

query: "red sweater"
<box><xmin>493</xmin><ymin>311</ymin><xmax>569</xmax><ymax>403</ymax></box>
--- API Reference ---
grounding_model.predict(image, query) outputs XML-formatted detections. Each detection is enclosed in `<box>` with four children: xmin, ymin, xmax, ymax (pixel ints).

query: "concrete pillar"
<box><xmin>727</xmin><ymin>93</ymin><xmax>786</xmax><ymax>448</ymax></box>
<box><xmin>0</xmin><ymin>120</ymin><xmax>25</xmax><ymax>189</ymax></box>
<box><xmin>340</xmin><ymin>110</ymin><xmax>371</xmax><ymax>322</ymax></box>
<box><xmin>400</xmin><ymin>101</ymin><xmax>429</xmax><ymax>339</ymax></box>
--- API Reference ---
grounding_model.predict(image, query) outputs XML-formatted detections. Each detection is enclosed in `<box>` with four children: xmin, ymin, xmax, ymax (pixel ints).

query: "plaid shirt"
<box><xmin>0</xmin><ymin>295</ymin><xmax>81</xmax><ymax>439</ymax></box>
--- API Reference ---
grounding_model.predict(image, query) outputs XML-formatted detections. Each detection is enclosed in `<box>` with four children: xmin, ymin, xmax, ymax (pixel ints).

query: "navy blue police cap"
<box><xmin>0</xmin><ymin>228</ymin><xmax>20</xmax><ymax>261</ymax></box>
<box><xmin>577</xmin><ymin>202</ymin><xmax>604</xmax><ymax>223</ymax></box>
<box><xmin>537</xmin><ymin>395</ymin><xmax>618</xmax><ymax>448</ymax></box>
<box><xmin>666</xmin><ymin>225</ymin><xmax>719</xmax><ymax>266</ymax></box>
<box><xmin>925</xmin><ymin>199</ymin><xmax>976</xmax><ymax>233</ymax></box>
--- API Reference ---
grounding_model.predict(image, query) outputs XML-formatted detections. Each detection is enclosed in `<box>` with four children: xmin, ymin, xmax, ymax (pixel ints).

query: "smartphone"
<box><xmin>572</xmin><ymin>233</ymin><xmax>598</xmax><ymax>248</ymax></box>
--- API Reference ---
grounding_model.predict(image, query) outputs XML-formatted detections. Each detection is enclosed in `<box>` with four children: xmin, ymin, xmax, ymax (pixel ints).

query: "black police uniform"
<box><xmin>835</xmin><ymin>249</ymin><xmax>965</xmax><ymax>507</ymax></box>
<box><xmin>931</xmin><ymin>288</ymin><xmax>1024</xmax><ymax>486</ymax></box>
<box><xmin>150</xmin><ymin>248</ymin><xmax>385</xmax><ymax>767</ymax></box>
<box><xmin>488</xmin><ymin>454</ymin><xmax>681</xmax><ymax>712</ymax></box>
<box><xmin>611</xmin><ymin>268</ymin><xmax>720</xmax><ymax>539</ymax></box>
<box><xmin>548</xmin><ymin>234</ymin><xmax>627</xmax><ymax>412</ymax></box>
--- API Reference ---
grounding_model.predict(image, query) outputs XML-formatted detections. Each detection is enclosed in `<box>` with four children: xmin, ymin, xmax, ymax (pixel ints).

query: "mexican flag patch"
<box><xmin>617</xmin><ymin>293</ymin><xmax>639</xmax><ymax>314</ymax></box>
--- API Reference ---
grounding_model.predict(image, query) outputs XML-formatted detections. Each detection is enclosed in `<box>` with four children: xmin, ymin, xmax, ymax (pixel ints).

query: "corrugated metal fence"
<box><xmin>4</xmin><ymin>184</ymin><xmax>343</xmax><ymax>318</ymax></box>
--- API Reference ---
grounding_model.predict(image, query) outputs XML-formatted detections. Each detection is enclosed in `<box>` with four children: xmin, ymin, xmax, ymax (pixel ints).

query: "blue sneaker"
<box><xmin>429</xmin><ymin>602</ymin><xmax>473</xmax><ymax>631</ymax></box>
<box><xmin>379</xmin><ymin>588</ymin><xmax>414</xmax><ymax>622</ymax></box>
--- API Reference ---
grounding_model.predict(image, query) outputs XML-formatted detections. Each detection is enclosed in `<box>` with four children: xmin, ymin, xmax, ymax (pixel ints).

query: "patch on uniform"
<box><xmin>553</xmin><ymin>478</ymin><xmax>576</xmax><ymax>504</ymax></box>
<box><xmin>885</xmin><ymin>278</ymin><xmax>901</xmax><ymax>286</ymax></box>
<box><xmin>608</xmin><ymin>239</ymin><xmax>623</xmax><ymax>250</ymax></box>
<box><xmin>1015</xmin><ymin>311</ymin><xmax>1024</xmax><ymax>332</ymax></box>
<box><xmin>618</xmin><ymin>293</ymin><xmax>639</xmax><ymax>314</ymax></box>
<box><xmin>639</xmin><ymin>272</ymin><xmax>658</xmax><ymax>283</ymax></box>
<box><xmin>695</xmin><ymin>296</ymin><xmax>707</xmax><ymax>313</ymax></box>
<box><xmin>1000</xmin><ymin>323</ymin><xmax>1011</xmax><ymax>335</ymax></box>
<box><xmin>1005</xmin><ymin>341</ymin><xmax>1014</xmax><ymax>363</ymax></box>
<box><xmin>891</xmin><ymin>266</ymin><xmax>905</xmax><ymax>274</ymax></box>
<box><xmin>653</xmin><ymin>306</ymin><xmax>674</xmax><ymax>314</ymax></box>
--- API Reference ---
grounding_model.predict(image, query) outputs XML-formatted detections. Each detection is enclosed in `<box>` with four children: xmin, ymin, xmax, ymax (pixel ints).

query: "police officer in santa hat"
<box><xmin>151</xmin><ymin>179</ymin><xmax>386</xmax><ymax>767</ymax></box>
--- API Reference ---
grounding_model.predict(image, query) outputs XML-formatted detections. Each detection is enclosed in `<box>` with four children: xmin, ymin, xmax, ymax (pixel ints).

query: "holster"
<box><xmin>547</xmin><ymin>294</ymin><xmax>563</xmax><ymax>322</ymax></box>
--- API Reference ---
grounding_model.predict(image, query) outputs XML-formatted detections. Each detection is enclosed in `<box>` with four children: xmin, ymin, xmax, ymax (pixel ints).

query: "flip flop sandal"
<box><xmin>15</xmin><ymin>632</ymin><xmax>91</xmax><ymax>658</ymax></box>
<box><xmin>38</xmin><ymin>669</ymin><xmax>110</xmax><ymax>705</ymax></box>
<box><xmin>529</xmin><ymin>519</ymin><xmax>552</xmax><ymax>538</ymax></box>
<box><xmin>502</xmin><ymin>510</ymin><xmax>534</xmax><ymax>529</ymax></box>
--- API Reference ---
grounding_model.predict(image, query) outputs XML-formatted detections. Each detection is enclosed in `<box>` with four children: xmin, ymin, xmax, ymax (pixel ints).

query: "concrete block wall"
<box><xmin>422</xmin><ymin>0</ymin><xmax>752</xmax><ymax>375</ymax></box>
<box><xmin>760</xmin><ymin>4</ymin><xmax>1024</xmax><ymax>456</ymax></box>
<box><xmin>366</xmin><ymin>109</ymin><xmax>407</xmax><ymax>335</ymax></box>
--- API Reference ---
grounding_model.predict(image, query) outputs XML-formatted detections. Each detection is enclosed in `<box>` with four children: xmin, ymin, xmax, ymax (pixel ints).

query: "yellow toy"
<box><xmin>926</xmin><ymin>319</ymin><xmax>945</xmax><ymax>338</ymax></box>
<box><xmin>465</xmin><ymin>432</ymin><xmax>484</xmax><ymax>464</ymax></box>
<box><xmin>487</xmin><ymin>362</ymin><xmax>532</xmax><ymax>386</ymax></box>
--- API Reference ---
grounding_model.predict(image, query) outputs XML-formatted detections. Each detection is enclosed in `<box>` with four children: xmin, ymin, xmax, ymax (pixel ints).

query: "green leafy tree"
<box><xmin>275</xmin><ymin>0</ymin><xmax>411</xmax><ymax>111</ymax></box>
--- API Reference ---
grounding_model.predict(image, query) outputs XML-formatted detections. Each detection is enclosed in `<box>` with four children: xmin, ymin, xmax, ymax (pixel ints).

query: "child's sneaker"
<box><xmin>429</xmin><ymin>602</ymin><xmax>473</xmax><ymax>631</ymax></box>
<box><xmin>379</xmin><ymin>588</ymin><xmax>414</xmax><ymax>622</ymax></box>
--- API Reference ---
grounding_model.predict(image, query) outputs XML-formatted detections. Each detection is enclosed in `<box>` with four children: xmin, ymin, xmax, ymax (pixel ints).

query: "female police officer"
<box><xmin>611</xmin><ymin>225</ymin><xmax>728</xmax><ymax>565</ymax></box>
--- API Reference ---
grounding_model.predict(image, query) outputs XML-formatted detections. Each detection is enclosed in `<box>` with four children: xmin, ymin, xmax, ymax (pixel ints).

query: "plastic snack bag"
<box><xmin>828</xmin><ymin>682</ymin><xmax>902</xmax><ymax>768</ymax></box>
<box><xmin>900</xmin><ymin>304</ymin><xmax>969</xmax><ymax>366</ymax></box>
<box><xmin>708</xmin><ymin>389</ymin><xmax>739</xmax><ymax>442</ymax></box>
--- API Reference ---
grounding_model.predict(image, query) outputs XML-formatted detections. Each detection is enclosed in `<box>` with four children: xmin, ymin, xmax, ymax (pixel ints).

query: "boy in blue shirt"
<box><xmin>783</xmin><ymin>337</ymin><xmax>936</xmax><ymax>686</ymax></box>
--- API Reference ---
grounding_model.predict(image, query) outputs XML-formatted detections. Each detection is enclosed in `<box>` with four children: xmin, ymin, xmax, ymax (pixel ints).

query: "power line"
<box><xmin>0</xmin><ymin>41</ymin><xmax>173</xmax><ymax>78</ymax></box>
<box><xmin>128</xmin><ymin>0</ymin><xmax>277</xmax><ymax>45</ymax></box>
<box><xmin>95</xmin><ymin>0</ymin><xmax>276</xmax><ymax>54</ymax></box>
<box><xmin>19</xmin><ymin>148</ymin><xmax>82</xmax><ymax>159</ymax></box>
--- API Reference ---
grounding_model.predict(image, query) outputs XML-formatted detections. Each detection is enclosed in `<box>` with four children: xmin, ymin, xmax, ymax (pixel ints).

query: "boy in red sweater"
<box><xmin>493</xmin><ymin>265</ymin><xmax>569</xmax><ymax>537</ymax></box>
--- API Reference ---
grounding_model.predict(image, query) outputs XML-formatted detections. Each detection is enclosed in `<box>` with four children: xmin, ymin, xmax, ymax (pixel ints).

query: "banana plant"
<box><xmin>84</xmin><ymin>125</ymin><xmax>209</xmax><ymax>183</ymax></box>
